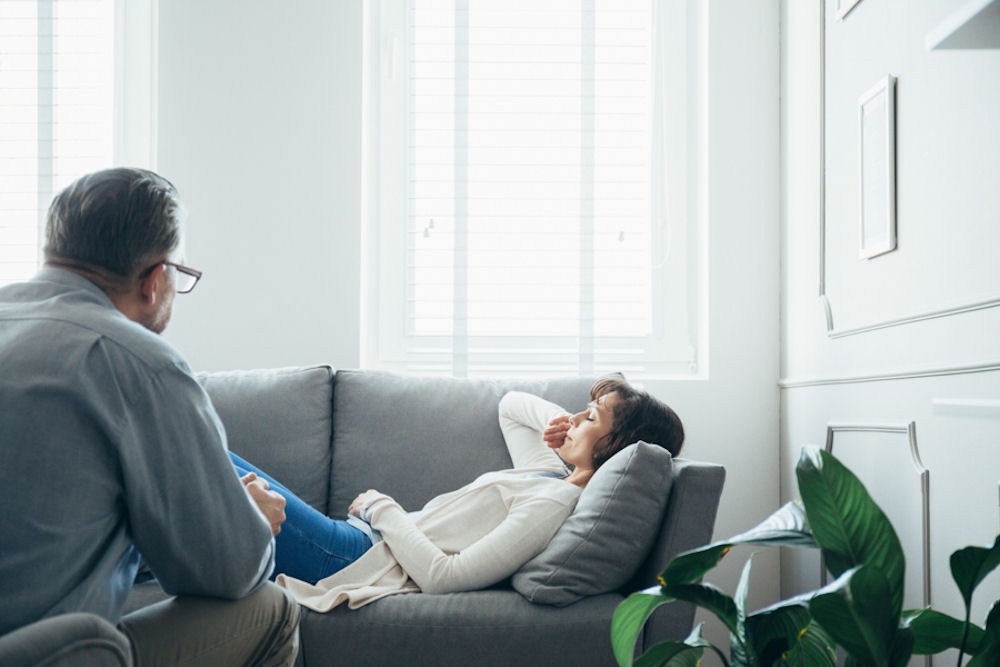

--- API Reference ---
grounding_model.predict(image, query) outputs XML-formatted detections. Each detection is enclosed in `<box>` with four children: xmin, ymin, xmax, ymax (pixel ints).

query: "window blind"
<box><xmin>0</xmin><ymin>0</ymin><xmax>114</xmax><ymax>287</ymax></box>
<box><xmin>368</xmin><ymin>0</ymin><xmax>700</xmax><ymax>378</ymax></box>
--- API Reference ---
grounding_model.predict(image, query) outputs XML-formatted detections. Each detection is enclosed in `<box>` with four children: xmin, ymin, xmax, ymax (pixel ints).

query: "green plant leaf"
<box><xmin>730</xmin><ymin>632</ymin><xmax>753</xmax><ymax>667</ymax></box>
<box><xmin>967</xmin><ymin>642</ymin><xmax>1000</xmax><ymax>667</ymax></box>
<box><xmin>726</xmin><ymin>500</ymin><xmax>819</xmax><ymax>549</ymax></box>
<box><xmin>809</xmin><ymin>565</ymin><xmax>900</xmax><ymax>666</ymax></box>
<box><xmin>612</xmin><ymin>589</ymin><xmax>676</xmax><ymax>667</ymax></box>
<box><xmin>950</xmin><ymin>534</ymin><xmax>1000</xmax><ymax>609</ymax></box>
<box><xmin>745</xmin><ymin>601</ymin><xmax>811</xmax><ymax>666</ymax></box>
<box><xmin>888</xmin><ymin>624</ymin><xmax>915</xmax><ymax>667</ymax></box>
<box><xmin>987</xmin><ymin>599</ymin><xmax>1000</xmax><ymax>632</ymax></box>
<box><xmin>754</xmin><ymin>589</ymin><xmax>816</xmax><ymax>615</ymax></box>
<box><xmin>632</xmin><ymin>641</ymin><xmax>704</xmax><ymax>667</ymax></box>
<box><xmin>659</xmin><ymin>543</ymin><xmax>734</xmax><ymax>586</ymax></box>
<box><xmin>658</xmin><ymin>502</ymin><xmax>819</xmax><ymax>589</ymax></box>
<box><xmin>967</xmin><ymin>601</ymin><xmax>1000</xmax><ymax>667</ymax></box>
<box><xmin>781</xmin><ymin>622</ymin><xmax>838</xmax><ymax>667</ymax></box>
<box><xmin>729</xmin><ymin>593</ymin><xmax>760</xmax><ymax>665</ymax></box>
<box><xmin>734</xmin><ymin>554</ymin><xmax>755</xmax><ymax>643</ymax></box>
<box><xmin>796</xmin><ymin>446</ymin><xmax>906</xmax><ymax>617</ymax></box>
<box><xmin>903</xmin><ymin>607</ymin><xmax>983</xmax><ymax>655</ymax></box>
<box><xmin>662</xmin><ymin>581</ymin><xmax>741</xmax><ymax>638</ymax></box>
<box><xmin>634</xmin><ymin>623</ymin><xmax>722</xmax><ymax>667</ymax></box>
<box><xmin>681</xmin><ymin>622</ymin><xmax>732</xmax><ymax>667</ymax></box>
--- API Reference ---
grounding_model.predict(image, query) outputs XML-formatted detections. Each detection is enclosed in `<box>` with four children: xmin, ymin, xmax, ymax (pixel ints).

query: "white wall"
<box><xmin>650</xmin><ymin>0</ymin><xmax>782</xmax><ymax>653</ymax></box>
<box><xmin>781</xmin><ymin>0</ymin><xmax>1000</xmax><ymax>658</ymax></box>
<box><xmin>155</xmin><ymin>0</ymin><xmax>780</xmax><ymax>658</ymax></box>
<box><xmin>158</xmin><ymin>0</ymin><xmax>364</xmax><ymax>371</ymax></box>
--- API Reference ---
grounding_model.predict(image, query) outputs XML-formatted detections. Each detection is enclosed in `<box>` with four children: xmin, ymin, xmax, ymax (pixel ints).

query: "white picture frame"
<box><xmin>837</xmin><ymin>0</ymin><xmax>864</xmax><ymax>20</ymax></box>
<box><xmin>858</xmin><ymin>74</ymin><xmax>897</xmax><ymax>260</ymax></box>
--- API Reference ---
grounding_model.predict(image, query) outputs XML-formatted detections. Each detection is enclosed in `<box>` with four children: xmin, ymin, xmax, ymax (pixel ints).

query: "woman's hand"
<box><xmin>543</xmin><ymin>415</ymin><xmax>571</xmax><ymax>449</ymax></box>
<box><xmin>241</xmin><ymin>472</ymin><xmax>286</xmax><ymax>536</ymax></box>
<box><xmin>348</xmin><ymin>489</ymin><xmax>386</xmax><ymax>521</ymax></box>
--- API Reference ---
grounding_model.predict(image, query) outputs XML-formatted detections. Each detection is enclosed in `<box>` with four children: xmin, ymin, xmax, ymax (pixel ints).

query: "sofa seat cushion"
<box><xmin>298</xmin><ymin>589</ymin><xmax>622</xmax><ymax>667</ymax></box>
<box><xmin>199</xmin><ymin>365</ymin><xmax>334</xmax><ymax>514</ymax></box>
<box><xmin>512</xmin><ymin>441</ymin><xmax>674</xmax><ymax>606</ymax></box>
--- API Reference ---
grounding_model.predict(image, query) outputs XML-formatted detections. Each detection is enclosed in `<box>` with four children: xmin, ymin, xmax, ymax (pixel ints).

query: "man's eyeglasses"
<box><xmin>162</xmin><ymin>261</ymin><xmax>202</xmax><ymax>294</ymax></box>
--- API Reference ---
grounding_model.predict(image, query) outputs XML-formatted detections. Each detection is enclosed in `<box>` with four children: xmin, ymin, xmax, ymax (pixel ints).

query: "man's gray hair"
<box><xmin>44</xmin><ymin>167</ymin><xmax>183</xmax><ymax>278</ymax></box>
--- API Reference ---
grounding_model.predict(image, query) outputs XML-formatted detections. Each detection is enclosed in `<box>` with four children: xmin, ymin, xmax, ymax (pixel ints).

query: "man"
<box><xmin>0</xmin><ymin>168</ymin><xmax>300</xmax><ymax>666</ymax></box>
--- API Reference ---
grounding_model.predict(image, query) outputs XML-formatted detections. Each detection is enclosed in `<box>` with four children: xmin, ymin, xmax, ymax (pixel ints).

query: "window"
<box><xmin>364</xmin><ymin>0</ymin><xmax>702</xmax><ymax>378</ymax></box>
<box><xmin>0</xmin><ymin>0</ymin><xmax>154</xmax><ymax>287</ymax></box>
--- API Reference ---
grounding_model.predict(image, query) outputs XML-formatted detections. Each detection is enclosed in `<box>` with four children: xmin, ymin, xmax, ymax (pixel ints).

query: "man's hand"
<box><xmin>543</xmin><ymin>415</ymin><xmax>571</xmax><ymax>449</ymax></box>
<box><xmin>241</xmin><ymin>472</ymin><xmax>286</xmax><ymax>536</ymax></box>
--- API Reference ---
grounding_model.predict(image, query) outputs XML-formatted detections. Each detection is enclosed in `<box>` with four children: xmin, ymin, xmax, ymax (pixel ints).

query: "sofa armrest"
<box><xmin>0</xmin><ymin>613</ymin><xmax>131</xmax><ymax>667</ymax></box>
<box><xmin>625</xmin><ymin>458</ymin><xmax>726</xmax><ymax>647</ymax></box>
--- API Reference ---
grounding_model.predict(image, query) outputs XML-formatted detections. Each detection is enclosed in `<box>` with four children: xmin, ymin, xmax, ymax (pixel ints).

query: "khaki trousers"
<box><xmin>119</xmin><ymin>582</ymin><xmax>300</xmax><ymax>667</ymax></box>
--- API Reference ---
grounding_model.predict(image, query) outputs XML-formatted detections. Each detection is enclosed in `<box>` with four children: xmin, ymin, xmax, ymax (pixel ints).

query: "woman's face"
<box><xmin>558</xmin><ymin>391</ymin><xmax>620</xmax><ymax>471</ymax></box>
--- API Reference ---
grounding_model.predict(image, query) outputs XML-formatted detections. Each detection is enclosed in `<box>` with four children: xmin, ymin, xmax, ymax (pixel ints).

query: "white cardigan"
<box><xmin>278</xmin><ymin>391</ymin><xmax>582</xmax><ymax>611</ymax></box>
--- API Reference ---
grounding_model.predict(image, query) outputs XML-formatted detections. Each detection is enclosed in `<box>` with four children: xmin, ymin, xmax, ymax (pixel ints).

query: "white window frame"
<box><xmin>115</xmin><ymin>0</ymin><xmax>158</xmax><ymax>169</ymax></box>
<box><xmin>0</xmin><ymin>0</ymin><xmax>156</xmax><ymax>287</ymax></box>
<box><xmin>361</xmin><ymin>0</ymin><xmax>705</xmax><ymax>379</ymax></box>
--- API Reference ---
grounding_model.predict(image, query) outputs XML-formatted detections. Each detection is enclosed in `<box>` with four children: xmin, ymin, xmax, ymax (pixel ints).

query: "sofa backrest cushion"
<box><xmin>511</xmin><ymin>441</ymin><xmax>673</xmax><ymax>606</ymax></box>
<box><xmin>199</xmin><ymin>365</ymin><xmax>334</xmax><ymax>514</ymax></box>
<box><xmin>328</xmin><ymin>370</ymin><xmax>596</xmax><ymax>518</ymax></box>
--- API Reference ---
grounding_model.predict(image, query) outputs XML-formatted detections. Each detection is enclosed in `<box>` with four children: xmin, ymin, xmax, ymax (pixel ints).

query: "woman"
<box><xmin>229</xmin><ymin>376</ymin><xmax>684</xmax><ymax>611</ymax></box>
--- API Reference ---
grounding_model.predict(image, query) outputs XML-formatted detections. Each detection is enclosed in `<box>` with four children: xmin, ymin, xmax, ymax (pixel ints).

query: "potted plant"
<box><xmin>612</xmin><ymin>445</ymin><xmax>1000</xmax><ymax>667</ymax></box>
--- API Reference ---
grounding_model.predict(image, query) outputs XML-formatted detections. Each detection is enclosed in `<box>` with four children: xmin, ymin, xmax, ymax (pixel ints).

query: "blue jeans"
<box><xmin>229</xmin><ymin>451</ymin><xmax>372</xmax><ymax>584</ymax></box>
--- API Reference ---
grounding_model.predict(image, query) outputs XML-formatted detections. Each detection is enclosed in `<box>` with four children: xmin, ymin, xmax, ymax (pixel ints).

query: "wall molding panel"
<box><xmin>823</xmin><ymin>422</ymin><xmax>931</xmax><ymax>612</ymax></box>
<box><xmin>931</xmin><ymin>398</ymin><xmax>1000</xmax><ymax>418</ymax></box>
<box><xmin>781</xmin><ymin>1</ymin><xmax>1000</xmax><ymax>653</ymax></box>
<box><xmin>819</xmin><ymin>293</ymin><xmax>1000</xmax><ymax>339</ymax></box>
<box><xmin>779</xmin><ymin>360</ymin><xmax>1000</xmax><ymax>389</ymax></box>
<box><xmin>817</xmin><ymin>1</ymin><xmax>1000</xmax><ymax>340</ymax></box>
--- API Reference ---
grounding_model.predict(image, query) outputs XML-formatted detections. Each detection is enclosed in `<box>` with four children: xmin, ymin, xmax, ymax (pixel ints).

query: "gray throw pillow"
<box><xmin>512</xmin><ymin>441</ymin><xmax>674</xmax><ymax>606</ymax></box>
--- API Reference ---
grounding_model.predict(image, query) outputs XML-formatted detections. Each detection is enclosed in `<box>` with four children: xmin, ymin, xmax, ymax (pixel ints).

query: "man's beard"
<box><xmin>144</xmin><ymin>299</ymin><xmax>173</xmax><ymax>334</ymax></box>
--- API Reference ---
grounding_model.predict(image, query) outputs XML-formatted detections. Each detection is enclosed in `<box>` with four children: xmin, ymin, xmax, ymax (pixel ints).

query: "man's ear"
<box><xmin>138</xmin><ymin>263</ymin><xmax>165</xmax><ymax>305</ymax></box>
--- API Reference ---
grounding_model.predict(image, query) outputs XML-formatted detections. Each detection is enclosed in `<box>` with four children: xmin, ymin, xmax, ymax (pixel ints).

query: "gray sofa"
<box><xmin>121</xmin><ymin>366</ymin><xmax>725</xmax><ymax>666</ymax></box>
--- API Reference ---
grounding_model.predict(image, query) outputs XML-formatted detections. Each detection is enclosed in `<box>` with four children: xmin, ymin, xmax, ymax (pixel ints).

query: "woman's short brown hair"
<box><xmin>588</xmin><ymin>376</ymin><xmax>684</xmax><ymax>469</ymax></box>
